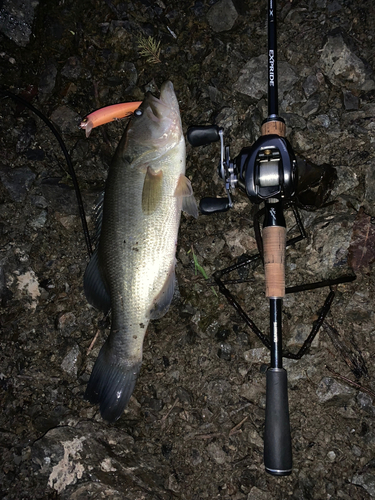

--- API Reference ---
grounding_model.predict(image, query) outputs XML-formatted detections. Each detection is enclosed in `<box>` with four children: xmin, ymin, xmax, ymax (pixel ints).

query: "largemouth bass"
<box><xmin>84</xmin><ymin>81</ymin><xmax>198</xmax><ymax>421</ymax></box>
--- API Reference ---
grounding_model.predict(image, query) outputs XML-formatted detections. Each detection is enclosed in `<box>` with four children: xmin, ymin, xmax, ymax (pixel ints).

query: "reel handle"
<box><xmin>264</xmin><ymin>368</ymin><xmax>292</xmax><ymax>475</ymax></box>
<box><xmin>187</xmin><ymin>125</ymin><xmax>221</xmax><ymax>147</ymax></box>
<box><xmin>188</xmin><ymin>125</ymin><xmax>232</xmax><ymax>214</ymax></box>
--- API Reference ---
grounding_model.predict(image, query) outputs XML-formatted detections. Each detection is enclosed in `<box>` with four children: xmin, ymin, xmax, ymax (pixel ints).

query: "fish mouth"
<box><xmin>159</xmin><ymin>81</ymin><xmax>178</xmax><ymax>108</ymax></box>
<box><xmin>126</xmin><ymin>81</ymin><xmax>182</xmax><ymax>154</ymax></box>
<box><xmin>144</xmin><ymin>81</ymin><xmax>179</xmax><ymax>121</ymax></box>
<box><xmin>145</xmin><ymin>93</ymin><xmax>171</xmax><ymax>122</ymax></box>
<box><xmin>147</xmin><ymin>96</ymin><xmax>163</xmax><ymax>119</ymax></box>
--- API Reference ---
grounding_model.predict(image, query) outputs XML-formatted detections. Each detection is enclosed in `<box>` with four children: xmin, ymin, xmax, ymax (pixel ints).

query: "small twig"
<box><xmin>188</xmin><ymin>432</ymin><xmax>224</xmax><ymax>440</ymax></box>
<box><xmin>323</xmin><ymin>321</ymin><xmax>368</xmax><ymax>378</ymax></box>
<box><xmin>229</xmin><ymin>402</ymin><xmax>253</xmax><ymax>416</ymax></box>
<box><xmin>86</xmin><ymin>329</ymin><xmax>100</xmax><ymax>356</ymax></box>
<box><xmin>86</xmin><ymin>36</ymin><xmax>103</xmax><ymax>50</ymax></box>
<box><xmin>186</xmin><ymin>416</ymin><xmax>250</xmax><ymax>441</ymax></box>
<box><xmin>325</xmin><ymin>365</ymin><xmax>375</xmax><ymax>399</ymax></box>
<box><xmin>160</xmin><ymin>398</ymin><xmax>179</xmax><ymax>428</ymax></box>
<box><xmin>229</xmin><ymin>416</ymin><xmax>249</xmax><ymax>436</ymax></box>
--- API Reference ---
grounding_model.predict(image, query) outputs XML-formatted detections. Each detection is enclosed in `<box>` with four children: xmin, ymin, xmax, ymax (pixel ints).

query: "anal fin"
<box><xmin>150</xmin><ymin>263</ymin><xmax>176</xmax><ymax>320</ymax></box>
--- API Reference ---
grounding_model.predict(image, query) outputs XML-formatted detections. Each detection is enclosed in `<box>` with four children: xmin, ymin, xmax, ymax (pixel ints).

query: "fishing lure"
<box><xmin>80</xmin><ymin>101</ymin><xmax>142</xmax><ymax>137</ymax></box>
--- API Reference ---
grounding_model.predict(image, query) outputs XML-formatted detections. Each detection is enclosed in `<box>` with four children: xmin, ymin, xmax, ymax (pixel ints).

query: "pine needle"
<box><xmin>137</xmin><ymin>35</ymin><xmax>161</xmax><ymax>64</ymax></box>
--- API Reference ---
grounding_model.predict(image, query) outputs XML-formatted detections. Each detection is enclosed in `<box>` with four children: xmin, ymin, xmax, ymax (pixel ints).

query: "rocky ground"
<box><xmin>1</xmin><ymin>0</ymin><xmax>375</xmax><ymax>498</ymax></box>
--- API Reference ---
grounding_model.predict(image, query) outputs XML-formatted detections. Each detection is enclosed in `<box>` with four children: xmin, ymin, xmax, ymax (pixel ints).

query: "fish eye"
<box><xmin>134</xmin><ymin>109</ymin><xmax>143</xmax><ymax>117</ymax></box>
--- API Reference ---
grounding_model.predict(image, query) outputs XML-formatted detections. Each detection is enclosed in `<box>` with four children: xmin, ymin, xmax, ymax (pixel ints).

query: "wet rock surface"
<box><xmin>0</xmin><ymin>0</ymin><xmax>375</xmax><ymax>499</ymax></box>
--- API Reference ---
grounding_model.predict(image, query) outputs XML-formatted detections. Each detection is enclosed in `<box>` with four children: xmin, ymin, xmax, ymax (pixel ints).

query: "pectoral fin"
<box><xmin>142</xmin><ymin>166</ymin><xmax>163</xmax><ymax>215</ymax></box>
<box><xmin>174</xmin><ymin>174</ymin><xmax>198</xmax><ymax>218</ymax></box>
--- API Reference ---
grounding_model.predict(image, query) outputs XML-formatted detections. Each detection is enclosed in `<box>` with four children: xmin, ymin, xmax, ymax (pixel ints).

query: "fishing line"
<box><xmin>0</xmin><ymin>89</ymin><xmax>93</xmax><ymax>258</ymax></box>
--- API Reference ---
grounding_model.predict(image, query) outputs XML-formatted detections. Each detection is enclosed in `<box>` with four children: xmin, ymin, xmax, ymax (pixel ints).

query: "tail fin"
<box><xmin>85</xmin><ymin>343</ymin><xmax>141</xmax><ymax>422</ymax></box>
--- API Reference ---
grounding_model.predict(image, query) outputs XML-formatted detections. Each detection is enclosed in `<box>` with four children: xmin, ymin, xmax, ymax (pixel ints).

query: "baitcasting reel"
<box><xmin>187</xmin><ymin>116</ymin><xmax>298</xmax><ymax>213</ymax></box>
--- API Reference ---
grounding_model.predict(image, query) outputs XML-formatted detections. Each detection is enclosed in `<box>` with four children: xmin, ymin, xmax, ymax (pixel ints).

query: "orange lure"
<box><xmin>80</xmin><ymin>101</ymin><xmax>142</xmax><ymax>137</ymax></box>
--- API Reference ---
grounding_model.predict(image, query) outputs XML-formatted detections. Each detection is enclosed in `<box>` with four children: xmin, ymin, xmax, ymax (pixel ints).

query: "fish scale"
<box><xmin>84</xmin><ymin>81</ymin><xmax>198</xmax><ymax>421</ymax></box>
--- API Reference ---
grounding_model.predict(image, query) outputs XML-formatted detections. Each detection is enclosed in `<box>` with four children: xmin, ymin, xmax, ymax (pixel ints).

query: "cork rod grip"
<box><xmin>263</xmin><ymin>225</ymin><xmax>286</xmax><ymax>298</ymax></box>
<box><xmin>261</xmin><ymin>120</ymin><xmax>286</xmax><ymax>137</ymax></box>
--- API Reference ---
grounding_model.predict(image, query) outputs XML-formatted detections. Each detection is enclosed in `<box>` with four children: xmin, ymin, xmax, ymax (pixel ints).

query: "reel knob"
<box><xmin>187</xmin><ymin>125</ymin><xmax>221</xmax><ymax>147</ymax></box>
<box><xmin>199</xmin><ymin>197</ymin><xmax>230</xmax><ymax>215</ymax></box>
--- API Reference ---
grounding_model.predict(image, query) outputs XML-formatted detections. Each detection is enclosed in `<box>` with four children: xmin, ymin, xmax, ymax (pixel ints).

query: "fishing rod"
<box><xmin>187</xmin><ymin>0</ymin><xmax>314</xmax><ymax>475</ymax></box>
